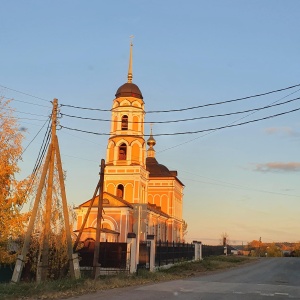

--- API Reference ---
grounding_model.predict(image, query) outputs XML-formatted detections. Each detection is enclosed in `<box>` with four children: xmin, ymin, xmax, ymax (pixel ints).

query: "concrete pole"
<box><xmin>147</xmin><ymin>235</ymin><xmax>155</xmax><ymax>272</ymax></box>
<box><xmin>127</xmin><ymin>233</ymin><xmax>137</xmax><ymax>273</ymax></box>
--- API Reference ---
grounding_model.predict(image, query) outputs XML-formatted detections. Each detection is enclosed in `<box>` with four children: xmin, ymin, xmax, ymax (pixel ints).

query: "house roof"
<box><xmin>73</xmin><ymin>226</ymin><xmax>120</xmax><ymax>235</ymax></box>
<box><xmin>146</xmin><ymin>156</ymin><xmax>185</xmax><ymax>186</ymax></box>
<box><xmin>76</xmin><ymin>192</ymin><xmax>133</xmax><ymax>209</ymax></box>
<box><xmin>147</xmin><ymin>203</ymin><xmax>170</xmax><ymax>218</ymax></box>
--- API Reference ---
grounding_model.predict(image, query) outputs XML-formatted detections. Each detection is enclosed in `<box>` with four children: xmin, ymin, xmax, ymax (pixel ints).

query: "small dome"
<box><xmin>115</xmin><ymin>83</ymin><xmax>143</xmax><ymax>99</ymax></box>
<box><xmin>147</xmin><ymin>133</ymin><xmax>156</xmax><ymax>148</ymax></box>
<box><xmin>146</xmin><ymin>157</ymin><xmax>172</xmax><ymax>177</ymax></box>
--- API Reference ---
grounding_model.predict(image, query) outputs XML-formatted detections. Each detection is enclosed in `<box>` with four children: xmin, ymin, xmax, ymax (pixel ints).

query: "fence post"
<box><xmin>11</xmin><ymin>255</ymin><xmax>24</xmax><ymax>283</ymax></box>
<box><xmin>165</xmin><ymin>240</ymin><xmax>168</xmax><ymax>266</ymax></box>
<box><xmin>199</xmin><ymin>242</ymin><xmax>203</xmax><ymax>260</ymax></box>
<box><xmin>172</xmin><ymin>241</ymin><xmax>175</xmax><ymax>264</ymax></box>
<box><xmin>193</xmin><ymin>241</ymin><xmax>199</xmax><ymax>261</ymax></box>
<box><xmin>127</xmin><ymin>233</ymin><xmax>137</xmax><ymax>273</ymax></box>
<box><xmin>193</xmin><ymin>241</ymin><xmax>203</xmax><ymax>261</ymax></box>
<box><xmin>147</xmin><ymin>235</ymin><xmax>155</xmax><ymax>272</ymax></box>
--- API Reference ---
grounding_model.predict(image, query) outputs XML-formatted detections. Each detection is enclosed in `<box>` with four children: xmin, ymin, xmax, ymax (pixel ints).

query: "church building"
<box><xmin>74</xmin><ymin>43</ymin><xmax>185</xmax><ymax>244</ymax></box>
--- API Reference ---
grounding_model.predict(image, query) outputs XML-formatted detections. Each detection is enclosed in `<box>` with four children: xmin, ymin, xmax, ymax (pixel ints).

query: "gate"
<box><xmin>78</xmin><ymin>241</ymin><xmax>130</xmax><ymax>274</ymax></box>
<box><xmin>138</xmin><ymin>241</ymin><xmax>150</xmax><ymax>270</ymax></box>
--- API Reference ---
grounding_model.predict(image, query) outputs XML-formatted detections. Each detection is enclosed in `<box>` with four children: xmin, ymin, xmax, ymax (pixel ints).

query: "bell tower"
<box><xmin>104</xmin><ymin>41</ymin><xmax>148</xmax><ymax>204</ymax></box>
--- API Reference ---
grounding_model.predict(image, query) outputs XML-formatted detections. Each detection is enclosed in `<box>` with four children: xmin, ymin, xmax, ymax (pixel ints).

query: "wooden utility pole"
<box><xmin>92</xmin><ymin>159</ymin><xmax>105</xmax><ymax>278</ymax></box>
<box><xmin>40</xmin><ymin>99</ymin><xmax>57</xmax><ymax>280</ymax></box>
<box><xmin>73</xmin><ymin>180</ymin><xmax>101</xmax><ymax>251</ymax></box>
<box><xmin>11</xmin><ymin>99</ymin><xmax>80</xmax><ymax>283</ymax></box>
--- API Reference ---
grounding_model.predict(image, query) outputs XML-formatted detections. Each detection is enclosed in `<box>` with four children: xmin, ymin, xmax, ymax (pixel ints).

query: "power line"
<box><xmin>158</xmin><ymin>87</ymin><xmax>300</xmax><ymax>152</ymax></box>
<box><xmin>0</xmin><ymin>84</ymin><xmax>50</xmax><ymax>103</ymax></box>
<box><xmin>60</xmin><ymin>103</ymin><xmax>111</xmax><ymax>112</ymax></box>
<box><xmin>13</xmin><ymin>117</ymin><xmax>48</xmax><ymax>122</ymax></box>
<box><xmin>1</xmin><ymin>105</ymin><xmax>50</xmax><ymax>117</ymax></box>
<box><xmin>32</xmin><ymin>122</ymin><xmax>51</xmax><ymax>175</ymax></box>
<box><xmin>148</xmin><ymin>83</ymin><xmax>300</xmax><ymax>113</ymax></box>
<box><xmin>21</xmin><ymin>117</ymin><xmax>51</xmax><ymax>157</ymax></box>
<box><xmin>2</xmin><ymin>95</ymin><xmax>51</xmax><ymax>108</ymax></box>
<box><xmin>60</xmin><ymin>96</ymin><xmax>300</xmax><ymax>124</ymax></box>
<box><xmin>59</xmin><ymin>83</ymin><xmax>300</xmax><ymax>113</ymax></box>
<box><xmin>181</xmin><ymin>175</ymin><xmax>300</xmax><ymax>198</ymax></box>
<box><xmin>61</xmin><ymin>153</ymin><xmax>100</xmax><ymax>163</ymax></box>
<box><xmin>22</xmin><ymin>119</ymin><xmax>52</xmax><ymax>210</ymax></box>
<box><xmin>60</xmin><ymin>106</ymin><xmax>300</xmax><ymax>136</ymax></box>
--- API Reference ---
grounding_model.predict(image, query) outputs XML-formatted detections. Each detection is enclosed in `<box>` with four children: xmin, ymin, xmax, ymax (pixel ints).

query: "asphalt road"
<box><xmin>68</xmin><ymin>258</ymin><xmax>300</xmax><ymax>300</ymax></box>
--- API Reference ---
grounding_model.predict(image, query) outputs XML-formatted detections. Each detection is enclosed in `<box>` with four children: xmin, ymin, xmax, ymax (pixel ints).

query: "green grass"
<box><xmin>0</xmin><ymin>256</ymin><xmax>255</xmax><ymax>300</ymax></box>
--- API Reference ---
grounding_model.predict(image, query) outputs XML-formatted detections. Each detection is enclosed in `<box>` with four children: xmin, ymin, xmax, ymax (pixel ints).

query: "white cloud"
<box><xmin>264</xmin><ymin>127</ymin><xmax>299</xmax><ymax>137</ymax></box>
<box><xmin>254</xmin><ymin>162</ymin><xmax>300</xmax><ymax>173</ymax></box>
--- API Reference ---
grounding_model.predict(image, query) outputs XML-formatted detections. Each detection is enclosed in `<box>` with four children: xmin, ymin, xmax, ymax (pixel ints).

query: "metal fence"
<box><xmin>202</xmin><ymin>245</ymin><xmax>226</xmax><ymax>257</ymax></box>
<box><xmin>0</xmin><ymin>264</ymin><xmax>14</xmax><ymax>283</ymax></box>
<box><xmin>155</xmin><ymin>241</ymin><xmax>195</xmax><ymax>267</ymax></box>
<box><xmin>78</xmin><ymin>241</ymin><xmax>129</xmax><ymax>274</ymax></box>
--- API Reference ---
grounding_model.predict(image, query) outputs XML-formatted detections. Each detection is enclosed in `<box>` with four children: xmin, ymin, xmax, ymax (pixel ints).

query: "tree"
<box><xmin>220</xmin><ymin>232</ymin><xmax>229</xmax><ymax>246</ymax></box>
<box><xmin>182</xmin><ymin>220</ymin><xmax>188</xmax><ymax>242</ymax></box>
<box><xmin>0</xmin><ymin>97</ymin><xmax>30</xmax><ymax>263</ymax></box>
<box><xmin>266</xmin><ymin>243</ymin><xmax>282</xmax><ymax>257</ymax></box>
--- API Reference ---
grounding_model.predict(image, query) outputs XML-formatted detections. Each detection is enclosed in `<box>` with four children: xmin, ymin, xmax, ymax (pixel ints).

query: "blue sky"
<box><xmin>1</xmin><ymin>0</ymin><xmax>300</xmax><ymax>245</ymax></box>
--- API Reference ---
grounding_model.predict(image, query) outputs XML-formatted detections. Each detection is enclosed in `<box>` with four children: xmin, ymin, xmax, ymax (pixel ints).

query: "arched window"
<box><xmin>119</xmin><ymin>143</ymin><xmax>127</xmax><ymax>160</ymax></box>
<box><xmin>117</xmin><ymin>184</ymin><xmax>124</xmax><ymax>198</ymax></box>
<box><xmin>121</xmin><ymin>115</ymin><xmax>128</xmax><ymax>130</ymax></box>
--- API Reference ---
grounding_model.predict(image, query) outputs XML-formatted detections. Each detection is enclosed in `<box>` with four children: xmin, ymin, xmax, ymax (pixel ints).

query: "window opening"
<box><xmin>117</xmin><ymin>184</ymin><xmax>124</xmax><ymax>198</ymax></box>
<box><xmin>119</xmin><ymin>143</ymin><xmax>127</xmax><ymax>160</ymax></box>
<box><xmin>121</xmin><ymin>115</ymin><xmax>128</xmax><ymax>130</ymax></box>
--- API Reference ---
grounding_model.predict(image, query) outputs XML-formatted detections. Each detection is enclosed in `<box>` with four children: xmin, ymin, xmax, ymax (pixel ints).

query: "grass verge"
<box><xmin>0</xmin><ymin>256</ymin><xmax>256</xmax><ymax>300</ymax></box>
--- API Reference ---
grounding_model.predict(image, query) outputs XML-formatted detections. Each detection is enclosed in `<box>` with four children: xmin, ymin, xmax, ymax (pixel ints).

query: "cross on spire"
<box><xmin>127</xmin><ymin>35</ymin><xmax>134</xmax><ymax>83</ymax></box>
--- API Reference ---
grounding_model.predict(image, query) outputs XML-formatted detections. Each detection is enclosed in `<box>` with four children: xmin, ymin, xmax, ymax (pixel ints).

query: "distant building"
<box><xmin>74</xmin><ymin>43</ymin><xmax>185</xmax><ymax>244</ymax></box>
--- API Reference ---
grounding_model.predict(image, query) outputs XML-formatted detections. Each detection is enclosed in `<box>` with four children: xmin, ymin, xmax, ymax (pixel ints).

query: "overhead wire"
<box><xmin>12</xmin><ymin>117</ymin><xmax>48</xmax><ymax>122</ymax></box>
<box><xmin>59</xmin><ymin>83</ymin><xmax>300</xmax><ymax>113</ymax></box>
<box><xmin>60</xmin><ymin>96</ymin><xmax>300</xmax><ymax>124</ymax></box>
<box><xmin>60</xmin><ymin>106</ymin><xmax>300</xmax><ymax>136</ymax></box>
<box><xmin>181</xmin><ymin>175</ymin><xmax>300</xmax><ymax>198</ymax></box>
<box><xmin>32</xmin><ymin>125</ymin><xmax>51</xmax><ymax>176</ymax></box>
<box><xmin>1</xmin><ymin>105</ymin><xmax>50</xmax><ymax>117</ymax></box>
<box><xmin>21</xmin><ymin>117</ymin><xmax>51</xmax><ymax>161</ymax></box>
<box><xmin>158</xmin><ymin>86</ymin><xmax>300</xmax><ymax>152</ymax></box>
<box><xmin>1</xmin><ymin>95</ymin><xmax>51</xmax><ymax>108</ymax></box>
<box><xmin>0</xmin><ymin>84</ymin><xmax>51</xmax><ymax>103</ymax></box>
<box><xmin>19</xmin><ymin>117</ymin><xmax>52</xmax><ymax>210</ymax></box>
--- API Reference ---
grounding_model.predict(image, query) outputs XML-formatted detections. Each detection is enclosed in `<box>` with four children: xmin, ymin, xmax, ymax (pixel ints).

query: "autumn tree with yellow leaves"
<box><xmin>0</xmin><ymin>97</ymin><xmax>30</xmax><ymax>263</ymax></box>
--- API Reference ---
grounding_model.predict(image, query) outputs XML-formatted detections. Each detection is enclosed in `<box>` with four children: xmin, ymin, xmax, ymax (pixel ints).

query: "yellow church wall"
<box><xmin>131</xmin><ymin>143</ymin><xmax>140</xmax><ymax>163</ymax></box>
<box><xmin>76</xmin><ymin>215</ymin><xmax>82</xmax><ymax>230</ymax></box>
<box><xmin>113</xmin><ymin>116</ymin><xmax>118</xmax><ymax>132</ymax></box>
<box><xmin>132</xmin><ymin>115</ymin><xmax>139</xmax><ymax>131</ymax></box>
<box><xmin>107</xmin><ymin>169</ymin><xmax>116</xmax><ymax>173</ymax></box>
<box><xmin>106</xmin><ymin>183</ymin><xmax>115</xmax><ymax>194</ymax></box>
<box><xmin>87</xmin><ymin>212</ymin><xmax>97</xmax><ymax>227</ymax></box>
<box><xmin>124</xmin><ymin>183</ymin><xmax>133</xmax><ymax>201</ymax></box>
<box><xmin>75</xmin><ymin>208</ymin><xmax>132</xmax><ymax>243</ymax></box>
<box><xmin>153</xmin><ymin>194</ymin><xmax>161</xmax><ymax>206</ymax></box>
<box><xmin>134</xmin><ymin>183</ymin><xmax>139</xmax><ymax>200</ymax></box>
<box><xmin>161</xmin><ymin>194</ymin><xmax>168</xmax><ymax>213</ymax></box>
<box><xmin>108</xmin><ymin>145</ymin><xmax>114</xmax><ymax>163</ymax></box>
